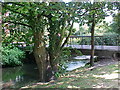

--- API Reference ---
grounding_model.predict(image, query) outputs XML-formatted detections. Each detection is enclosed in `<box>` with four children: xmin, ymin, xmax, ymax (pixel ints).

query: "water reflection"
<box><xmin>2</xmin><ymin>64</ymin><xmax>39</xmax><ymax>88</ymax></box>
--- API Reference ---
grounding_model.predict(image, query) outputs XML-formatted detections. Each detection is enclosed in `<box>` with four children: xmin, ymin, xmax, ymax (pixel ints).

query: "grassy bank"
<box><xmin>21</xmin><ymin>62</ymin><xmax>119</xmax><ymax>89</ymax></box>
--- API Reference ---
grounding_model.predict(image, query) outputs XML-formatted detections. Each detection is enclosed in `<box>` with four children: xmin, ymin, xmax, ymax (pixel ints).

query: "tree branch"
<box><xmin>61</xmin><ymin>21</ymin><xmax>74</xmax><ymax>49</ymax></box>
<box><xmin>3</xmin><ymin>21</ymin><xmax>32</xmax><ymax>28</ymax></box>
<box><xmin>2</xmin><ymin>4</ymin><xmax>28</xmax><ymax>17</ymax></box>
<box><xmin>78</xmin><ymin>10</ymin><xmax>88</xmax><ymax>17</ymax></box>
<box><xmin>3</xmin><ymin>2</ymin><xmax>25</xmax><ymax>7</ymax></box>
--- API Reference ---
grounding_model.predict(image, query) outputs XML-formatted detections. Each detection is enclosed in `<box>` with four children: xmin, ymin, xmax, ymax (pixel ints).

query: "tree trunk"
<box><xmin>49</xmin><ymin>51</ymin><xmax>59</xmax><ymax>73</ymax></box>
<box><xmin>33</xmin><ymin>31</ymin><xmax>46</xmax><ymax>82</ymax></box>
<box><xmin>90</xmin><ymin>14</ymin><xmax>95</xmax><ymax>67</ymax></box>
<box><xmin>48</xmin><ymin>36</ymin><xmax>61</xmax><ymax>79</ymax></box>
<box><xmin>48</xmin><ymin>17</ymin><xmax>59</xmax><ymax>77</ymax></box>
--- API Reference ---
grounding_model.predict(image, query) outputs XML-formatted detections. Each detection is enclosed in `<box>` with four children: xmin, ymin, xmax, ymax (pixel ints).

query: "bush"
<box><xmin>55</xmin><ymin>47</ymin><xmax>83</xmax><ymax>77</ymax></box>
<box><xmin>54</xmin><ymin>47</ymin><xmax>71</xmax><ymax>77</ymax></box>
<box><xmin>0</xmin><ymin>47</ymin><xmax>25</xmax><ymax>67</ymax></box>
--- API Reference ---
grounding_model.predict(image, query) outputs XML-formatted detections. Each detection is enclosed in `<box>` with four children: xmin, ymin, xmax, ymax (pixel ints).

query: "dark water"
<box><xmin>2</xmin><ymin>56</ymin><xmax>89</xmax><ymax>88</ymax></box>
<box><xmin>2</xmin><ymin>64</ymin><xmax>39</xmax><ymax>88</ymax></box>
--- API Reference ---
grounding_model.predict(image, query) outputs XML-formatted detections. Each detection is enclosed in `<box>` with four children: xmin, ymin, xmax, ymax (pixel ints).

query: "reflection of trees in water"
<box><xmin>2</xmin><ymin>64</ymin><xmax>39</xmax><ymax>88</ymax></box>
<box><xmin>2</xmin><ymin>66</ymin><xmax>24</xmax><ymax>88</ymax></box>
<box><xmin>2</xmin><ymin>66</ymin><xmax>24</xmax><ymax>82</ymax></box>
<box><xmin>21</xmin><ymin>64</ymin><xmax>39</xmax><ymax>79</ymax></box>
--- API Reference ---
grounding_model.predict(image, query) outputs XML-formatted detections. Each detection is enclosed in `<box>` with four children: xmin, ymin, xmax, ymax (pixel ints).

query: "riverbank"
<box><xmin>21</xmin><ymin>58</ymin><xmax>119</xmax><ymax>89</ymax></box>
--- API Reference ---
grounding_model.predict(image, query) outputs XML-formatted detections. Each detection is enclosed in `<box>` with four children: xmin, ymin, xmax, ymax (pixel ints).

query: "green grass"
<box><xmin>21</xmin><ymin>62</ymin><xmax>119</xmax><ymax>89</ymax></box>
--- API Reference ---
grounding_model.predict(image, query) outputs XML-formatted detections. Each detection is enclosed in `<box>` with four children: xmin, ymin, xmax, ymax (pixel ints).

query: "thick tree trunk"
<box><xmin>49</xmin><ymin>52</ymin><xmax>59</xmax><ymax>73</ymax></box>
<box><xmin>90</xmin><ymin>14</ymin><xmax>95</xmax><ymax>67</ymax></box>
<box><xmin>48</xmin><ymin>17</ymin><xmax>59</xmax><ymax>78</ymax></box>
<box><xmin>33</xmin><ymin>31</ymin><xmax>46</xmax><ymax>82</ymax></box>
<box><xmin>49</xmin><ymin>38</ymin><xmax>61</xmax><ymax>79</ymax></box>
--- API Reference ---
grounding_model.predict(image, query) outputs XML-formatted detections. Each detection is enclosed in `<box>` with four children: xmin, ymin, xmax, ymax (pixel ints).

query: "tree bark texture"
<box><xmin>33</xmin><ymin>31</ymin><xmax>47</xmax><ymax>82</ymax></box>
<box><xmin>90</xmin><ymin>14</ymin><xmax>95</xmax><ymax>67</ymax></box>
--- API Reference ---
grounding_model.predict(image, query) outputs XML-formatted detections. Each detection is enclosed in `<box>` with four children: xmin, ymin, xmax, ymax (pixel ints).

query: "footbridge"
<box><xmin>65</xmin><ymin>35</ymin><xmax>120</xmax><ymax>58</ymax></box>
<box><xmin>14</xmin><ymin>35</ymin><xmax>120</xmax><ymax>58</ymax></box>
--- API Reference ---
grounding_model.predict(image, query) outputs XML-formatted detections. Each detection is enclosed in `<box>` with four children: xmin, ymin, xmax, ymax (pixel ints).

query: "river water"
<box><xmin>2</xmin><ymin>64</ymin><xmax>39</xmax><ymax>88</ymax></box>
<box><xmin>2</xmin><ymin>56</ymin><xmax>90</xmax><ymax>88</ymax></box>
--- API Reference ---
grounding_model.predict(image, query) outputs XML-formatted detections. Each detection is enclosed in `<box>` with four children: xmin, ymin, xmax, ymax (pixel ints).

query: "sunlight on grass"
<box><xmin>61</xmin><ymin>74</ymin><xmax>81</xmax><ymax>78</ymax></box>
<box><xmin>92</xmin><ymin>83</ymin><xmax>105</xmax><ymax>88</ymax></box>
<box><xmin>113</xmin><ymin>70</ymin><xmax>119</xmax><ymax>73</ymax></box>
<box><xmin>93</xmin><ymin>73</ymin><xmax>118</xmax><ymax>79</ymax></box>
<box><xmin>20</xmin><ymin>62</ymin><xmax>119</xmax><ymax>89</ymax></box>
<box><xmin>67</xmin><ymin>85</ymin><xmax>80</xmax><ymax>88</ymax></box>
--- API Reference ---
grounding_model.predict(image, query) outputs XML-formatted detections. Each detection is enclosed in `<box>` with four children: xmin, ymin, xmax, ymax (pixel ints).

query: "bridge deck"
<box><xmin>64</xmin><ymin>45</ymin><xmax>120</xmax><ymax>51</ymax></box>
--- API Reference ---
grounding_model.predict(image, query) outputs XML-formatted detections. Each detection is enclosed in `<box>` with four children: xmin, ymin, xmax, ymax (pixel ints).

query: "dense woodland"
<box><xmin>1</xmin><ymin>2</ymin><xmax>120</xmax><ymax>84</ymax></box>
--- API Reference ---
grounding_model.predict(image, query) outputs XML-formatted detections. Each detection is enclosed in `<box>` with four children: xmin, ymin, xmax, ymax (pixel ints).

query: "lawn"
<box><xmin>21</xmin><ymin>61</ymin><xmax>119</xmax><ymax>89</ymax></box>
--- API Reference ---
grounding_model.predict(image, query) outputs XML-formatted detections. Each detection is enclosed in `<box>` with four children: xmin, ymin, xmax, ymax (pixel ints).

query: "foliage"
<box><xmin>0</xmin><ymin>47</ymin><xmax>25</xmax><ymax>66</ymax></box>
<box><xmin>2</xmin><ymin>2</ymin><xmax>80</xmax><ymax>80</ymax></box>
<box><xmin>71</xmin><ymin>48</ymin><xmax>83</xmax><ymax>56</ymax></box>
<box><xmin>110</xmin><ymin>13</ymin><xmax>120</xmax><ymax>34</ymax></box>
<box><xmin>55</xmin><ymin>47</ymin><xmax>83</xmax><ymax>77</ymax></box>
<box><xmin>2</xmin><ymin>2</ymin><xmax>79</xmax><ymax>68</ymax></box>
<box><xmin>2</xmin><ymin>2</ymin><xmax>119</xmax><ymax>80</ymax></box>
<box><xmin>55</xmin><ymin>47</ymin><xmax>71</xmax><ymax>77</ymax></box>
<box><xmin>99</xmin><ymin>34</ymin><xmax>120</xmax><ymax>46</ymax></box>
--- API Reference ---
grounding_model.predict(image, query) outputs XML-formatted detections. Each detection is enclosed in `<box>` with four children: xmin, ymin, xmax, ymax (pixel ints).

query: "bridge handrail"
<box><xmin>70</xmin><ymin>35</ymin><xmax>103</xmax><ymax>38</ymax></box>
<box><xmin>68</xmin><ymin>35</ymin><xmax>120</xmax><ymax>46</ymax></box>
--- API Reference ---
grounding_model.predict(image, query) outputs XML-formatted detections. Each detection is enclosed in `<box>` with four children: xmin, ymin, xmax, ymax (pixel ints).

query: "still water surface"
<box><xmin>2</xmin><ymin>64</ymin><xmax>39</xmax><ymax>88</ymax></box>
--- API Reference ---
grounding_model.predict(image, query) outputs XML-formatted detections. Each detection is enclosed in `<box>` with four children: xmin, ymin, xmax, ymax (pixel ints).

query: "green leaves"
<box><xmin>110</xmin><ymin>13</ymin><xmax>120</xmax><ymax>34</ymax></box>
<box><xmin>51</xmin><ymin>16</ymin><xmax>58</xmax><ymax>21</ymax></box>
<box><xmin>0</xmin><ymin>47</ymin><xmax>25</xmax><ymax>66</ymax></box>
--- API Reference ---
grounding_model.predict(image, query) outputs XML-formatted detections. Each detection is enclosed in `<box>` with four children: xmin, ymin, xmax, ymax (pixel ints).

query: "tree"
<box><xmin>2</xmin><ymin>2</ymin><xmax>82</xmax><ymax>81</ymax></box>
<box><xmin>78</xmin><ymin>2</ymin><xmax>111</xmax><ymax>66</ymax></box>
<box><xmin>3</xmin><ymin>2</ymin><xmax>116</xmax><ymax>81</ymax></box>
<box><xmin>45</xmin><ymin>3</ymin><xmax>75</xmax><ymax>74</ymax></box>
<box><xmin>45</xmin><ymin>2</ymin><xmax>92</xmax><ymax>75</ymax></box>
<box><xmin>2</xmin><ymin>2</ymin><xmax>48</xmax><ymax>82</ymax></box>
<box><xmin>110</xmin><ymin>13</ymin><xmax>120</xmax><ymax>34</ymax></box>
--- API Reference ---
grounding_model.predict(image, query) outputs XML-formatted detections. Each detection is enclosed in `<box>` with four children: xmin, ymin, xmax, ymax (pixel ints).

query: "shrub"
<box><xmin>0</xmin><ymin>47</ymin><xmax>25</xmax><ymax>67</ymax></box>
<box><xmin>55</xmin><ymin>47</ymin><xmax>83</xmax><ymax>77</ymax></box>
<box><xmin>54</xmin><ymin>47</ymin><xmax>71</xmax><ymax>77</ymax></box>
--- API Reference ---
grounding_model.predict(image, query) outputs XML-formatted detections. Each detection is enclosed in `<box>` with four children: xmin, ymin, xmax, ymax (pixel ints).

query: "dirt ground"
<box><xmin>94</xmin><ymin>57</ymin><xmax>119</xmax><ymax>68</ymax></box>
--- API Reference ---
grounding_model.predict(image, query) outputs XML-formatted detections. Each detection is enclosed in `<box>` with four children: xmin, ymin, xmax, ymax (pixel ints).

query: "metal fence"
<box><xmin>66</xmin><ymin>35</ymin><xmax>120</xmax><ymax>50</ymax></box>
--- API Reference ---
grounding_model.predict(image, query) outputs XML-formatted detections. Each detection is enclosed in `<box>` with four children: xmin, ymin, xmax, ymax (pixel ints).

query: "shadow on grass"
<box><xmin>21</xmin><ymin>62</ymin><xmax>119</xmax><ymax>89</ymax></box>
